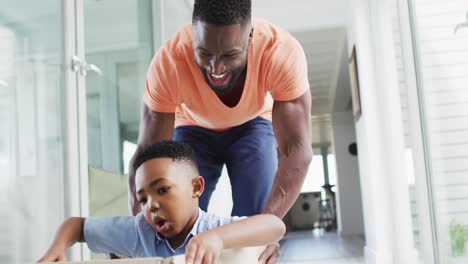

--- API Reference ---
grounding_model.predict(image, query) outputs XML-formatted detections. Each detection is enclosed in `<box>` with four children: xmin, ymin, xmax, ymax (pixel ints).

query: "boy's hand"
<box><xmin>185</xmin><ymin>230</ymin><xmax>223</xmax><ymax>264</ymax></box>
<box><xmin>36</xmin><ymin>246</ymin><xmax>67</xmax><ymax>263</ymax></box>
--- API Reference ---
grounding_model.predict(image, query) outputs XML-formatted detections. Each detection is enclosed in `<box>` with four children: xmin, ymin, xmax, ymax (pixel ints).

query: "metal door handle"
<box><xmin>454</xmin><ymin>11</ymin><xmax>468</xmax><ymax>35</ymax></box>
<box><xmin>71</xmin><ymin>55</ymin><xmax>103</xmax><ymax>76</ymax></box>
<box><xmin>83</xmin><ymin>63</ymin><xmax>103</xmax><ymax>76</ymax></box>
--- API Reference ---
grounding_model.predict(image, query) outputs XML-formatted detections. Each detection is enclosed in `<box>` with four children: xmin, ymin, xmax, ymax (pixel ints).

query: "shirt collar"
<box><xmin>155</xmin><ymin>208</ymin><xmax>205</xmax><ymax>243</ymax></box>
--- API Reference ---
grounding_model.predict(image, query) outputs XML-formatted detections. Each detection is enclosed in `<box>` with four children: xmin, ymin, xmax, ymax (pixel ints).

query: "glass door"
<box><xmin>75</xmin><ymin>0</ymin><xmax>194</xmax><ymax>259</ymax></box>
<box><xmin>80</xmin><ymin>0</ymin><xmax>155</xmax><ymax>220</ymax></box>
<box><xmin>0</xmin><ymin>0</ymin><xmax>84</xmax><ymax>262</ymax></box>
<box><xmin>408</xmin><ymin>0</ymin><xmax>468</xmax><ymax>263</ymax></box>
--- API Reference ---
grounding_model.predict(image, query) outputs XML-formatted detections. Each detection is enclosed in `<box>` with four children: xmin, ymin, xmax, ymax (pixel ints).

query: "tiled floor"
<box><xmin>278</xmin><ymin>230</ymin><xmax>365</xmax><ymax>264</ymax></box>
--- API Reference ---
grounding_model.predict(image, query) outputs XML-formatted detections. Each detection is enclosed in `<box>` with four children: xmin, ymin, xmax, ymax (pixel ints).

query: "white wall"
<box><xmin>332</xmin><ymin>111</ymin><xmax>364</xmax><ymax>236</ymax></box>
<box><xmin>346</xmin><ymin>0</ymin><xmax>419</xmax><ymax>263</ymax></box>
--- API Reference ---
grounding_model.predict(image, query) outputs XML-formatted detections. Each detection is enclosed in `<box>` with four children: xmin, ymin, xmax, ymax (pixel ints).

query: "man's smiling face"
<box><xmin>192</xmin><ymin>20</ymin><xmax>251</xmax><ymax>95</ymax></box>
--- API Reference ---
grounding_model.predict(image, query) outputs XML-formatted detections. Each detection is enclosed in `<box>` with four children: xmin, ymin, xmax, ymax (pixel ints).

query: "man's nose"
<box><xmin>209</xmin><ymin>57</ymin><xmax>226</xmax><ymax>75</ymax></box>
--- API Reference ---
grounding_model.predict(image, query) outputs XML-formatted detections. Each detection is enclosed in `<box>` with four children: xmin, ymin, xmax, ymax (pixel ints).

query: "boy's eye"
<box><xmin>138</xmin><ymin>197</ymin><xmax>147</xmax><ymax>205</ymax></box>
<box><xmin>157</xmin><ymin>187</ymin><xmax>170</xmax><ymax>195</ymax></box>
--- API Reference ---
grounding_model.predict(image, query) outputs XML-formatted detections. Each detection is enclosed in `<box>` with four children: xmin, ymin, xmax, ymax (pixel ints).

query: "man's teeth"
<box><xmin>211</xmin><ymin>73</ymin><xmax>227</xmax><ymax>79</ymax></box>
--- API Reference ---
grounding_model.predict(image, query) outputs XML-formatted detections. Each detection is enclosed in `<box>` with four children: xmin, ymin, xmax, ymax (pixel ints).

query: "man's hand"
<box><xmin>258</xmin><ymin>243</ymin><xmax>280</xmax><ymax>264</ymax></box>
<box><xmin>36</xmin><ymin>245</ymin><xmax>67</xmax><ymax>263</ymax></box>
<box><xmin>185</xmin><ymin>230</ymin><xmax>224</xmax><ymax>264</ymax></box>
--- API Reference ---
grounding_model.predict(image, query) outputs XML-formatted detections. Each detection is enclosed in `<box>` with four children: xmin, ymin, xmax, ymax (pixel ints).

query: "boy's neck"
<box><xmin>167</xmin><ymin>208</ymin><xmax>200</xmax><ymax>249</ymax></box>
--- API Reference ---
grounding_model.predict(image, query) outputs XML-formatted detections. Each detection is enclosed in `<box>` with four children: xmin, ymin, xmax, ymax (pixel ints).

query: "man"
<box><xmin>128</xmin><ymin>0</ymin><xmax>312</xmax><ymax>262</ymax></box>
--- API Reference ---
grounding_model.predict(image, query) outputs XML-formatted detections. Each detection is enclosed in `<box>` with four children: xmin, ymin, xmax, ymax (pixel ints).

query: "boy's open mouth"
<box><xmin>153</xmin><ymin>216</ymin><xmax>169</xmax><ymax>233</ymax></box>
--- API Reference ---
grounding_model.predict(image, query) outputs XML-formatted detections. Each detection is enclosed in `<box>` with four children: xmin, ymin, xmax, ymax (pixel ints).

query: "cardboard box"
<box><xmin>45</xmin><ymin>246</ymin><xmax>265</xmax><ymax>264</ymax></box>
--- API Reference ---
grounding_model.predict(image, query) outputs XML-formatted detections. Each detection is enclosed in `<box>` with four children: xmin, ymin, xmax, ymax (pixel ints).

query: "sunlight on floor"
<box><xmin>279</xmin><ymin>230</ymin><xmax>365</xmax><ymax>264</ymax></box>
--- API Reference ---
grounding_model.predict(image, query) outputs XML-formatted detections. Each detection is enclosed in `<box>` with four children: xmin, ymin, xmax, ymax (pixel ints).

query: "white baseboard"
<box><xmin>338</xmin><ymin>229</ymin><xmax>365</xmax><ymax>237</ymax></box>
<box><xmin>364</xmin><ymin>246</ymin><xmax>393</xmax><ymax>264</ymax></box>
<box><xmin>364</xmin><ymin>245</ymin><xmax>421</xmax><ymax>264</ymax></box>
<box><xmin>364</xmin><ymin>246</ymin><xmax>377</xmax><ymax>264</ymax></box>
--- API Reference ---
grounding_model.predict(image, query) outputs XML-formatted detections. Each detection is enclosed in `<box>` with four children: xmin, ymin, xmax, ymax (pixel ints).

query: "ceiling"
<box><xmin>292</xmin><ymin>28</ymin><xmax>346</xmax><ymax>115</ymax></box>
<box><xmin>250</xmin><ymin>0</ymin><xmax>351</xmax><ymax>146</ymax></box>
<box><xmin>292</xmin><ymin>28</ymin><xmax>348</xmax><ymax>145</ymax></box>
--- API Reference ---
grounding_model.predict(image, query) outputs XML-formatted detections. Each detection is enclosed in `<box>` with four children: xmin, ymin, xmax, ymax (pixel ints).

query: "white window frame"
<box><xmin>349</xmin><ymin>0</ymin><xmax>424</xmax><ymax>263</ymax></box>
<box><xmin>62</xmin><ymin>0</ymin><xmax>90</xmax><ymax>260</ymax></box>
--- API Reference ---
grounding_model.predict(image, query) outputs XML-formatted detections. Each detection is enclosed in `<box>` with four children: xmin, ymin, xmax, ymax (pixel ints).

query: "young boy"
<box><xmin>37</xmin><ymin>141</ymin><xmax>285</xmax><ymax>263</ymax></box>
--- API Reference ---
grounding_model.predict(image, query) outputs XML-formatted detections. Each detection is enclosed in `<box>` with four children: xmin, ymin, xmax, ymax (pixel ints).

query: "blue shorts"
<box><xmin>173</xmin><ymin>117</ymin><xmax>278</xmax><ymax>216</ymax></box>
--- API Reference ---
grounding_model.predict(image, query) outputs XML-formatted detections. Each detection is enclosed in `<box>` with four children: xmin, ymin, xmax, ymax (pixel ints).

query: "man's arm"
<box><xmin>185</xmin><ymin>214</ymin><xmax>286</xmax><ymax>264</ymax></box>
<box><xmin>36</xmin><ymin>218</ymin><xmax>85</xmax><ymax>262</ymax></box>
<box><xmin>265</xmin><ymin>90</ymin><xmax>313</xmax><ymax>218</ymax></box>
<box><xmin>128</xmin><ymin>104</ymin><xmax>175</xmax><ymax>215</ymax></box>
<box><xmin>258</xmin><ymin>90</ymin><xmax>312</xmax><ymax>264</ymax></box>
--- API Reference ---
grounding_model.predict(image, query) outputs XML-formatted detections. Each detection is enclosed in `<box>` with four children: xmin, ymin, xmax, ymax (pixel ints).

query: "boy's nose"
<box><xmin>148</xmin><ymin>197</ymin><xmax>160</xmax><ymax>213</ymax></box>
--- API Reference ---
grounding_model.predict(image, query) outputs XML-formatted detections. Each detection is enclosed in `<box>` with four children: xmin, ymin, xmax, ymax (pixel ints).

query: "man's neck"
<box><xmin>218</xmin><ymin>68</ymin><xmax>246</xmax><ymax>108</ymax></box>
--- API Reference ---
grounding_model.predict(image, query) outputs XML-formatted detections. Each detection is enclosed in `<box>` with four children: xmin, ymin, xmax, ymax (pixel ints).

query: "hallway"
<box><xmin>279</xmin><ymin>231</ymin><xmax>365</xmax><ymax>264</ymax></box>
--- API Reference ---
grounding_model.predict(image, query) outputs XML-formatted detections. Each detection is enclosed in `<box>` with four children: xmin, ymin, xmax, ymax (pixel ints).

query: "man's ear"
<box><xmin>192</xmin><ymin>176</ymin><xmax>205</xmax><ymax>198</ymax></box>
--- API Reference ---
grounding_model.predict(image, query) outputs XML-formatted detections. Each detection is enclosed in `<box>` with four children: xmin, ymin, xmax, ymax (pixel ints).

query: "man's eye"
<box><xmin>224</xmin><ymin>53</ymin><xmax>237</xmax><ymax>58</ymax></box>
<box><xmin>157</xmin><ymin>187</ymin><xmax>170</xmax><ymax>195</ymax></box>
<box><xmin>199</xmin><ymin>52</ymin><xmax>211</xmax><ymax>57</ymax></box>
<box><xmin>138</xmin><ymin>198</ymin><xmax>147</xmax><ymax>205</ymax></box>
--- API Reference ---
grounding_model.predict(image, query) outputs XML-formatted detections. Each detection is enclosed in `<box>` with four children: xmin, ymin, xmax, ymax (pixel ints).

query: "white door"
<box><xmin>69</xmin><ymin>0</ymin><xmax>193</xmax><ymax>260</ymax></box>
<box><xmin>0</xmin><ymin>0</ymin><xmax>86</xmax><ymax>262</ymax></box>
<box><xmin>77</xmin><ymin>0</ymin><xmax>157</xmax><ymax>223</ymax></box>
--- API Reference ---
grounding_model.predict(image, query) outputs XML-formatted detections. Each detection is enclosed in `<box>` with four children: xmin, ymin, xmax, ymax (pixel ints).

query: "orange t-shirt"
<box><xmin>144</xmin><ymin>18</ymin><xmax>309</xmax><ymax>130</ymax></box>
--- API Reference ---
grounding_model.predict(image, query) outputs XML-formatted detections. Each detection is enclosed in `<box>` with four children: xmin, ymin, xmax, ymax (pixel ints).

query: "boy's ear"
<box><xmin>192</xmin><ymin>176</ymin><xmax>204</xmax><ymax>198</ymax></box>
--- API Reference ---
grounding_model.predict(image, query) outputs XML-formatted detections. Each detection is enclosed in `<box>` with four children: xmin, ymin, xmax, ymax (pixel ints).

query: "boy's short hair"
<box><xmin>133</xmin><ymin>140</ymin><xmax>198</xmax><ymax>173</ymax></box>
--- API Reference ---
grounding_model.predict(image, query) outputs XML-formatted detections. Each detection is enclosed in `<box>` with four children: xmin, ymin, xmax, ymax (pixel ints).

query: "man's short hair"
<box><xmin>192</xmin><ymin>0</ymin><xmax>251</xmax><ymax>26</ymax></box>
<box><xmin>133</xmin><ymin>140</ymin><xmax>198</xmax><ymax>173</ymax></box>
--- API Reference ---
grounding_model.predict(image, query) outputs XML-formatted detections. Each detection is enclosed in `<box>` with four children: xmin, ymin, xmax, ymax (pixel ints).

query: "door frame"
<box><xmin>62</xmin><ymin>0</ymin><xmax>90</xmax><ymax>260</ymax></box>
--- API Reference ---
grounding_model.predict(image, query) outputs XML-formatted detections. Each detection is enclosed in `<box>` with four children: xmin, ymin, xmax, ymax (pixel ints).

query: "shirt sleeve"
<box><xmin>268</xmin><ymin>34</ymin><xmax>309</xmax><ymax>101</ymax></box>
<box><xmin>84</xmin><ymin>216</ymin><xmax>139</xmax><ymax>257</ymax></box>
<box><xmin>143</xmin><ymin>45</ymin><xmax>181</xmax><ymax>113</ymax></box>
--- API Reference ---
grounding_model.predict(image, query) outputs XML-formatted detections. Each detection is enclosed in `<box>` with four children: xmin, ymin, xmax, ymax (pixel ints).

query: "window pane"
<box><xmin>0</xmin><ymin>1</ymin><xmax>66</xmax><ymax>262</ymax></box>
<box><xmin>83</xmin><ymin>0</ymin><xmax>155</xmax><ymax>232</ymax></box>
<box><xmin>84</xmin><ymin>0</ymin><xmax>154</xmax><ymax>174</ymax></box>
<box><xmin>411</xmin><ymin>0</ymin><xmax>468</xmax><ymax>262</ymax></box>
<box><xmin>83</xmin><ymin>3</ymin><xmax>156</xmax><ymax>257</ymax></box>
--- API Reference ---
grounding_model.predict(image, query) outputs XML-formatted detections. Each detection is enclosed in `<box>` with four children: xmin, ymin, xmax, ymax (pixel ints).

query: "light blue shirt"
<box><xmin>84</xmin><ymin>208</ymin><xmax>245</xmax><ymax>258</ymax></box>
